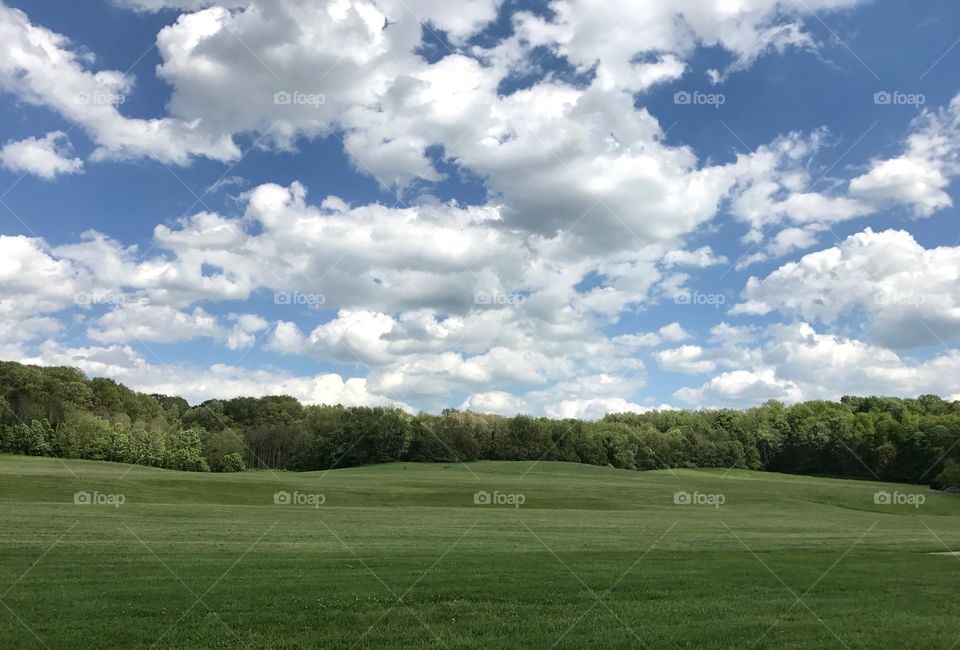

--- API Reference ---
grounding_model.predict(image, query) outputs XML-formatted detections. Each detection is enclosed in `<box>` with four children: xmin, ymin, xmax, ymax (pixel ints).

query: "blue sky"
<box><xmin>2</xmin><ymin>0</ymin><xmax>960</xmax><ymax>416</ymax></box>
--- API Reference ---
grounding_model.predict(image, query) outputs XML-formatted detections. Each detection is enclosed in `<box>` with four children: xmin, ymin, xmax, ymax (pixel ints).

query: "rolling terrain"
<box><xmin>1</xmin><ymin>455</ymin><xmax>959</xmax><ymax>648</ymax></box>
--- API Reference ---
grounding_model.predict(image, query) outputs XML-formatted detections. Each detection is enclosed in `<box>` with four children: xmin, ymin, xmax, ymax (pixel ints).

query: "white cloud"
<box><xmin>735</xmin><ymin>228</ymin><xmax>960</xmax><ymax>348</ymax></box>
<box><xmin>522</xmin><ymin>373</ymin><xmax>650</xmax><ymax>420</ymax></box>
<box><xmin>663</xmin><ymin>245</ymin><xmax>728</xmax><ymax>268</ymax></box>
<box><xmin>850</xmin><ymin>157</ymin><xmax>951</xmax><ymax>215</ymax></box>
<box><xmin>659</xmin><ymin>322</ymin><xmax>691</xmax><ymax>342</ymax></box>
<box><xmin>0</xmin><ymin>182</ymin><xmax>665</xmax><ymax>407</ymax></box>
<box><xmin>86</xmin><ymin>0</ymin><xmax>876</xmax><ymax>256</ymax></box>
<box><xmin>11</xmin><ymin>0</ymin><xmax>960</xmax><ymax>416</ymax></box>
<box><xmin>460</xmin><ymin>386</ymin><xmax>663</xmax><ymax>421</ymax></box>
<box><xmin>655</xmin><ymin>345</ymin><xmax>716</xmax><ymax>374</ymax></box>
<box><xmin>675</xmin><ymin>321</ymin><xmax>960</xmax><ymax>407</ymax></box>
<box><xmin>850</xmin><ymin>95</ymin><xmax>960</xmax><ymax>216</ymax></box>
<box><xmin>675</xmin><ymin>368</ymin><xmax>802</xmax><ymax>407</ymax></box>
<box><xmin>0</xmin><ymin>235</ymin><xmax>96</xmax><ymax>347</ymax></box>
<box><xmin>225</xmin><ymin>313</ymin><xmax>268</xmax><ymax>350</ymax></box>
<box><xmin>727</xmin><ymin>130</ymin><xmax>875</xmax><ymax>234</ymax></box>
<box><xmin>264</xmin><ymin>321</ymin><xmax>305</xmax><ymax>354</ymax></box>
<box><xmin>547</xmin><ymin>397</ymin><xmax>657</xmax><ymax>420</ymax></box>
<box><xmin>509</xmin><ymin>0</ymin><xmax>864</xmax><ymax>92</ymax></box>
<box><xmin>0</xmin><ymin>131</ymin><xmax>82</xmax><ymax>179</ymax></box>
<box><xmin>295</xmin><ymin>310</ymin><xmax>397</xmax><ymax>366</ymax></box>
<box><xmin>0</xmin><ymin>3</ymin><xmax>239</xmax><ymax>164</ymax></box>
<box><xmin>87</xmin><ymin>303</ymin><xmax>221</xmax><ymax>344</ymax></box>
<box><xmin>460</xmin><ymin>390</ymin><xmax>527</xmax><ymax>416</ymax></box>
<box><xmin>22</xmin><ymin>340</ymin><xmax>408</xmax><ymax>408</ymax></box>
<box><xmin>709</xmin><ymin>322</ymin><xmax>759</xmax><ymax>346</ymax></box>
<box><xmin>113</xmin><ymin>0</ymin><xmax>243</xmax><ymax>11</ymax></box>
<box><xmin>735</xmin><ymin>225</ymin><xmax>824</xmax><ymax>269</ymax></box>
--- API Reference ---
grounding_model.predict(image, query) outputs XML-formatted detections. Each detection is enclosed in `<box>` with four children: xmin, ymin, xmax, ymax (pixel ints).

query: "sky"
<box><xmin>1</xmin><ymin>0</ymin><xmax>960</xmax><ymax>417</ymax></box>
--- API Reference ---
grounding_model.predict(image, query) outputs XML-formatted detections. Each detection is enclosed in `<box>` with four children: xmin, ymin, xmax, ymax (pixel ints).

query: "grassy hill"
<box><xmin>2</xmin><ymin>455</ymin><xmax>959</xmax><ymax>648</ymax></box>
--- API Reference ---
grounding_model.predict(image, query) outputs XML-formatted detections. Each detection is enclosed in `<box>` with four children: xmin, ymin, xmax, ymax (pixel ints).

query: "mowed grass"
<box><xmin>2</xmin><ymin>455</ymin><xmax>960</xmax><ymax>649</ymax></box>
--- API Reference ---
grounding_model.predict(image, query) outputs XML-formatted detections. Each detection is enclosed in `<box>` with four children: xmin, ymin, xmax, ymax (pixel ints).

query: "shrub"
<box><xmin>934</xmin><ymin>459</ymin><xmax>960</xmax><ymax>490</ymax></box>
<box><xmin>215</xmin><ymin>452</ymin><xmax>246</xmax><ymax>473</ymax></box>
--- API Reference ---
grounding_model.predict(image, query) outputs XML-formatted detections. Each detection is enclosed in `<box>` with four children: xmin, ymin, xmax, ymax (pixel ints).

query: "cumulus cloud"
<box><xmin>87</xmin><ymin>304</ymin><xmax>221</xmax><ymax>344</ymax></box>
<box><xmin>460</xmin><ymin>390</ymin><xmax>527</xmax><ymax>416</ymax></box>
<box><xmin>735</xmin><ymin>228</ymin><xmax>960</xmax><ymax>348</ymax></box>
<box><xmin>3</xmin><ymin>183</ymin><xmax>666</xmax><ymax>407</ymax></box>
<box><xmin>0</xmin><ymin>3</ymin><xmax>239</xmax><ymax>164</ymax></box>
<box><xmin>519</xmin><ymin>373</ymin><xmax>653</xmax><ymax>420</ymax></box>
<box><xmin>21</xmin><ymin>340</ymin><xmax>408</xmax><ymax>408</ymax></box>
<box><xmin>735</xmin><ymin>225</ymin><xmax>825</xmax><ymax>269</ymax></box>
<box><xmin>0</xmin><ymin>131</ymin><xmax>83</xmax><ymax>179</ymax></box>
<box><xmin>658</xmin><ymin>322</ymin><xmax>692</xmax><ymax>342</ymax></box>
<box><xmin>663</xmin><ymin>246</ymin><xmax>728</xmax><ymax>268</ymax></box>
<box><xmin>0</xmin><ymin>235</ymin><xmax>98</xmax><ymax>347</ymax></box>
<box><xmin>506</xmin><ymin>0</ymin><xmax>864</xmax><ymax>91</ymax></box>
<box><xmin>655</xmin><ymin>345</ymin><xmax>717</xmax><ymax>374</ymax></box>
<box><xmin>55</xmin><ymin>0</ymin><xmax>873</xmax><ymax>255</ymax></box>
<box><xmin>675</xmin><ymin>368</ymin><xmax>802</xmax><ymax>407</ymax></box>
<box><xmin>225</xmin><ymin>314</ymin><xmax>269</xmax><ymax>351</ymax></box>
<box><xmin>675</xmin><ymin>321</ymin><xmax>960</xmax><ymax>408</ymax></box>
<box><xmin>850</xmin><ymin>95</ymin><xmax>960</xmax><ymax>216</ymax></box>
<box><xmin>7</xmin><ymin>0</ymin><xmax>960</xmax><ymax>416</ymax></box>
<box><xmin>727</xmin><ymin>130</ymin><xmax>874</xmax><ymax>235</ymax></box>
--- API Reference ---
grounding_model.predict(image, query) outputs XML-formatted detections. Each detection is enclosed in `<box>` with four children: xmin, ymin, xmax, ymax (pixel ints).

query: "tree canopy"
<box><xmin>2</xmin><ymin>361</ymin><xmax>959</xmax><ymax>488</ymax></box>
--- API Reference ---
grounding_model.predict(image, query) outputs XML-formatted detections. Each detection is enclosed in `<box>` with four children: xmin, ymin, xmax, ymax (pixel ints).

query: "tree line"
<box><xmin>1</xmin><ymin>360</ymin><xmax>959</xmax><ymax>488</ymax></box>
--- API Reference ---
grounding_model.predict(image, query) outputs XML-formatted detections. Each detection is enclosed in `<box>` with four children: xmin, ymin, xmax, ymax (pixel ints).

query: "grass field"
<box><xmin>1</xmin><ymin>454</ymin><xmax>959</xmax><ymax>648</ymax></box>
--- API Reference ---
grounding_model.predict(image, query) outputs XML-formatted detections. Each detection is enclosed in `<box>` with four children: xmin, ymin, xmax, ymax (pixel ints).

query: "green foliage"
<box><xmin>6</xmin><ymin>419</ymin><xmax>53</xmax><ymax>456</ymax></box>
<box><xmin>202</xmin><ymin>428</ymin><xmax>245</xmax><ymax>470</ymax></box>
<box><xmin>1</xmin><ymin>361</ymin><xmax>959</xmax><ymax>484</ymax></box>
<box><xmin>305</xmin><ymin>406</ymin><xmax>410</xmax><ymax>469</ymax></box>
<box><xmin>934</xmin><ymin>459</ymin><xmax>960</xmax><ymax>490</ymax></box>
<box><xmin>214</xmin><ymin>451</ymin><xmax>246</xmax><ymax>473</ymax></box>
<box><xmin>166</xmin><ymin>427</ymin><xmax>209</xmax><ymax>471</ymax></box>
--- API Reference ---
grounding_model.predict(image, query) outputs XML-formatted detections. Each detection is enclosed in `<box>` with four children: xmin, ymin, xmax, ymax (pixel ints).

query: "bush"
<box><xmin>934</xmin><ymin>459</ymin><xmax>960</xmax><ymax>490</ymax></box>
<box><xmin>215</xmin><ymin>452</ymin><xmax>246</xmax><ymax>473</ymax></box>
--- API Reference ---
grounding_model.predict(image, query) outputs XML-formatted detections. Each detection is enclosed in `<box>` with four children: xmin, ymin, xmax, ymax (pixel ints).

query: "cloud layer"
<box><xmin>1</xmin><ymin>0</ymin><xmax>958</xmax><ymax>415</ymax></box>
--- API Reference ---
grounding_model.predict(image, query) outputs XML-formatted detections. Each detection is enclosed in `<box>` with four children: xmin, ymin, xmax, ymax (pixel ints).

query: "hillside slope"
<box><xmin>2</xmin><ymin>456</ymin><xmax>959</xmax><ymax>648</ymax></box>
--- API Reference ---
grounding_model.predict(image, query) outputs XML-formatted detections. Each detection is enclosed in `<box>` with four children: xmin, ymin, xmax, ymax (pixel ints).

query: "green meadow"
<box><xmin>1</xmin><ymin>454</ymin><xmax>959</xmax><ymax>648</ymax></box>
